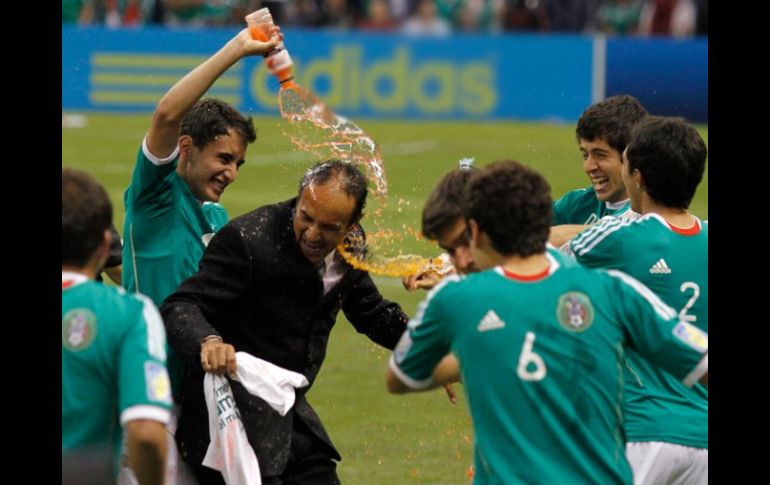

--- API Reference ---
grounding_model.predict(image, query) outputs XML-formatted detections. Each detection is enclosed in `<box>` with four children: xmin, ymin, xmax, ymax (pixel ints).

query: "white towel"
<box><xmin>202</xmin><ymin>352</ymin><xmax>309</xmax><ymax>485</ymax></box>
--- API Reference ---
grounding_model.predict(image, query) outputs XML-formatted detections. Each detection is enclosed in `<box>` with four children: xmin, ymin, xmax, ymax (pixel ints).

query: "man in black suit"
<box><xmin>161</xmin><ymin>160</ymin><xmax>409</xmax><ymax>484</ymax></box>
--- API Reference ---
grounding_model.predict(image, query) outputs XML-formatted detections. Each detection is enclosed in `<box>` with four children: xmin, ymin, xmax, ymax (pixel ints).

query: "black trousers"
<box><xmin>192</xmin><ymin>417</ymin><xmax>340</xmax><ymax>485</ymax></box>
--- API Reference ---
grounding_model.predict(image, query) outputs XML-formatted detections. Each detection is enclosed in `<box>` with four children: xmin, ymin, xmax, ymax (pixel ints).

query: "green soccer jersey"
<box><xmin>571</xmin><ymin>213</ymin><xmax>708</xmax><ymax>449</ymax></box>
<box><xmin>553</xmin><ymin>186</ymin><xmax>632</xmax><ymax>225</ymax></box>
<box><xmin>546</xmin><ymin>243</ymin><xmax>579</xmax><ymax>266</ymax></box>
<box><xmin>62</xmin><ymin>272</ymin><xmax>172</xmax><ymax>472</ymax></box>
<box><xmin>122</xmin><ymin>139</ymin><xmax>228</xmax><ymax>306</ymax></box>
<box><xmin>390</xmin><ymin>255</ymin><xmax>707</xmax><ymax>484</ymax></box>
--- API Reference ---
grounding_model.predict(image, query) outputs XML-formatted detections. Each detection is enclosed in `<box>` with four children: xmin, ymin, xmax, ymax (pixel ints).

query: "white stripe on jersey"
<box><xmin>409</xmin><ymin>274</ymin><xmax>462</xmax><ymax>330</ymax></box>
<box><xmin>62</xmin><ymin>271</ymin><xmax>89</xmax><ymax>287</ymax></box>
<box><xmin>120</xmin><ymin>404</ymin><xmax>171</xmax><ymax>426</ymax></box>
<box><xmin>492</xmin><ymin>253</ymin><xmax>561</xmax><ymax>279</ymax></box>
<box><xmin>607</xmin><ymin>269</ymin><xmax>678</xmax><ymax>320</ymax></box>
<box><xmin>388</xmin><ymin>355</ymin><xmax>434</xmax><ymax>390</ymax></box>
<box><xmin>142</xmin><ymin>135</ymin><xmax>180</xmax><ymax>166</ymax></box>
<box><xmin>136</xmin><ymin>293</ymin><xmax>167</xmax><ymax>361</ymax></box>
<box><xmin>545</xmin><ymin>251</ymin><xmax>562</xmax><ymax>274</ymax></box>
<box><xmin>683</xmin><ymin>353</ymin><xmax>708</xmax><ymax>388</ymax></box>
<box><xmin>571</xmin><ymin>217</ymin><xmax>633</xmax><ymax>256</ymax></box>
<box><xmin>129</xmin><ymin>223</ymin><xmax>140</xmax><ymax>294</ymax></box>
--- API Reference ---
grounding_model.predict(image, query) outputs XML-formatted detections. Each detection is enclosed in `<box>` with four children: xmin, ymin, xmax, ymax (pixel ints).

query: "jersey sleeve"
<box><xmin>118</xmin><ymin>294</ymin><xmax>172</xmax><ymax>426</ymax></box>
<box><xmin>126</xmin><ymin>136</ymin><xmax>180</xmax><ymax>208</ymax></box>
<box><xmin>552</xmin><ymin>192</ymin><xmax>572</xmax><ymax>226</ymax></box>
<box><xmin>607</xmin><ymin>270</ymin><xmax>708</xmax><ymax>387</ymax></box>
<box><xmin>571</xmin><ymin>217</ymin><xmax>628</xmax><ymax>269</ymax></box>
<box><xmin>388</xmin><ymin>278</ymin><xmax>459</xmax><ymax>389</ymax></box>
<box><xmin>202</xmin><ymin>202</ymin><xmax>230</xmax><ymax>233</ymax></box>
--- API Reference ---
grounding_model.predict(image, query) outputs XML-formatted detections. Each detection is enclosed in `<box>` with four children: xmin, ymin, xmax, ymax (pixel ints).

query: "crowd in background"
<box><xmin>62</xmin><ymin>0</ymin><xmax>708</xmax><ymax>37</ymax></box>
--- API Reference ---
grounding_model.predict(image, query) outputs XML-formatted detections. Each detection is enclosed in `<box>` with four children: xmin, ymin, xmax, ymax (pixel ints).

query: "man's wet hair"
<box><xmin>299</xmin><ymin>160</ymin><xmax>368</xmax><ymax>224</ymax></box>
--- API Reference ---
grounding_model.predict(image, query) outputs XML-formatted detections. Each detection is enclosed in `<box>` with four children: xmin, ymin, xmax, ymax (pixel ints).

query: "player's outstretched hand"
<box><xmin>402</xmin><ymin>271</ymin><xmax>441</xmax><ymax>292</ymax></box>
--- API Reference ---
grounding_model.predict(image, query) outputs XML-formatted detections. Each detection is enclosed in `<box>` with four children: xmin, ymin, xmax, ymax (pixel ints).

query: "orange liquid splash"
<box><xmin>337</xmin><ymin>234</ymin><xmax>455</xmax><ymax>278</ymax></box>
<box><xmin>246</xmin><ymin>12</ymin><xmax>448</xmax><ymax>277</ymax></box>
<box><xmin>276</xmin><ymin>81</ymin><xmax>452</xmax><ymax>277</ymax></box>
<box><xmin>278</xmin><ymin>86</ymin><xmax>388</xmax><ymax>201</ymax></box>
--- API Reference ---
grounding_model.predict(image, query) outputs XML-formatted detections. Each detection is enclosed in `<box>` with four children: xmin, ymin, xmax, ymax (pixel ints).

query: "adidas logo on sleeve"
<box><xmin>649</xmin><ymin>258</ymin><xmax>672</xmax><ymax>274</ymax></box>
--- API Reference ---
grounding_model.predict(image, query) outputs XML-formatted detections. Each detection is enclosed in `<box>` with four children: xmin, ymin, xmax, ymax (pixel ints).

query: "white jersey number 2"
<box><xmin>679</xmin><ymin>282</ymin><xmax>700</xmax><ymax>323</ymax></box>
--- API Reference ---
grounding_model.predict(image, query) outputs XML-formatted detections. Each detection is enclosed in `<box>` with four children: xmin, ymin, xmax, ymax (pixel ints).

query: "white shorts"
<box><xmin>626</xmin><ymin>441</ymin><xmax>708</xmax><ymax>485</ymax></box>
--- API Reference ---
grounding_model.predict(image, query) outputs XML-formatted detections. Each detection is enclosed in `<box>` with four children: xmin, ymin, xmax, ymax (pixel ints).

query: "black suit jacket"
<box><xmin>161</xmin><ymin>197</ymin><xmax>408</xmax><ymax>476</ymax></box>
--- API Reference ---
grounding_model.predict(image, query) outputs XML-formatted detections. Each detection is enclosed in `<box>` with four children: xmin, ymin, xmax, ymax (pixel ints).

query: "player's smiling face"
<box><xmin>182</xmin><ymin>129</ymin><xmax>247</xmax><ymax>203</ymax></box>
<box><xmin>579</xmin><ymin>137</ymin><xmax>627</xmax><ymax>203</ymax></box>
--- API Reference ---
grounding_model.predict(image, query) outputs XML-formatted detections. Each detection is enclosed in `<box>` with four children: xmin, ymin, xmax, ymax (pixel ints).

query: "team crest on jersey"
<box><xmin>62</xmin><ymin>309</ymin><xmax>97</xmax><ymax>351</ymax></box>
<box><xmin>672</xmin><ymin>322</ymin><xmax>708</xmax><ymax>352</ymax></box>
<box><xmin>556</xmin><ymin>292</ymin><xmax>594</xmax><ymax>332</ymax></box>
<box><xmin>145</xmin><ymin>361</ymin><xmax>172</xmax><ymax>404</ymax></box>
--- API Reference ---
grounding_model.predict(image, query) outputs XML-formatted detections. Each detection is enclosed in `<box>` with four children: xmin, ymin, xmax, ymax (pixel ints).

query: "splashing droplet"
<box><xmin>278</xmin><ymin>83</ymin><xmax>453</xmax><ymax>277</ymax></box>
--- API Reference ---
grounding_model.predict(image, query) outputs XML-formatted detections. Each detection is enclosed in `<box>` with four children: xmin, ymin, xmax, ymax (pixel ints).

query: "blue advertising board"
<box><xmin>606</xmin><ymin>37</ymin><xmax>707</xmax><ymax>122</ymax></box>
<box><xmin>62</xmin><ymin>27</ymin><xmax>706</xmax><ymax>122</ymax></box>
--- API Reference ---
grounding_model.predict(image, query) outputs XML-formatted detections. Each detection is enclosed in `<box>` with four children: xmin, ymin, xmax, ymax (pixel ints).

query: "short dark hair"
<box><xmin>626</xmin><ymin>116</ymin><xmax>707</xmax><ymax>209</ymax></box>
<box><xmin>576</xmin><ymin>95</ymin><xmax>648</xmax><ymax>153</ymax></box>
<box><xmin>180</xmin><ymin>98</ymin><xmax>257</xmax><ymax>149</ymax></box>
<box><xmin>62</xmin><ymin>168</ymin><xmax>113</xmax><ymax>267</ymax></box>
<box><xmin>299</xmin><ymin>160</ymin><xmax>368</xmax><ymax>224</ymax></box>
<box><xmin>421</xmin><ymin>168</ymin><xmax>476</xmax><ymax>240</ymax></box>
<box><xmin>464</xmin><ymin>160</ymin><xmax>552</xmax><ymax>257</ymax></box>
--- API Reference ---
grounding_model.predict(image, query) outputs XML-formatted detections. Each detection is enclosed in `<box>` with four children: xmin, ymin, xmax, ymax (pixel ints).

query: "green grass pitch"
<box><xmin>63</xmin><ymin>113</ymin><xmax>707</xmax><ymax>483</ymax></box>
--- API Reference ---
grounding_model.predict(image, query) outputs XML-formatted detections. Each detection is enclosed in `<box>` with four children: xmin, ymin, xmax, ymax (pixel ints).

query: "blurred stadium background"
<box><xmin>62</xmin><ymin>1</ymin><xmax>707</xmax><ymax>482</ymax></box>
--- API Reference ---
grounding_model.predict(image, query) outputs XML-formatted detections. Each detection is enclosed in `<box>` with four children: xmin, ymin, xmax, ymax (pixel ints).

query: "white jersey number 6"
<box><xmin>517</xmin><ymin>332</ymin><xmax>547</xmax><ymax>381</ymax></box>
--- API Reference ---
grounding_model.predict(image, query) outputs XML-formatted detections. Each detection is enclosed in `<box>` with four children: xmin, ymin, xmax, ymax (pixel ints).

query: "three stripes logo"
<box><xmin>477</xmin><ymin>310</ymin><xmax>506</xmax><ymax>332</ymax></box>
<box><xmin>89</xmin><ymin>53</ymin><xmax>242</xmax><ymax>109</ymax></box>
<box><xmin>649</xmin><ymin>258</ymin><xmax>672</xmax><ymax>274</ymax></box>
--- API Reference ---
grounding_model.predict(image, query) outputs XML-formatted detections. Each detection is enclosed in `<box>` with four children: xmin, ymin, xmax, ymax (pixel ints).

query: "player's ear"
<box><xmin>178</xmin><ymin>135</ymin><xmax>194</xmax><ymax>160</ymax></box>
<box><xmin>468</xmin><ymin>219</ymin><xmax>481</xmax><ymax>245</ymax></box>
<box><xmin>633</xmin><ymin>169</ymin><xmax>644</xmax><ymax>190</ymax></box>
<box><xmin>94</xmin><ymin>228</ymin><xmax>112</xmax><ymax>270</ymax></box>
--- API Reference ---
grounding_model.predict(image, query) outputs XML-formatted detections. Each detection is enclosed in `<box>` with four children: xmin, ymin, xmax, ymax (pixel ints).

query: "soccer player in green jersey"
<box><xmin>122</xmin><ymin>29</ymin><xmax>278</xmax><ymax>306</ymax></box>
<box><xmin>571</xmin><ymin>116</ymin><xmax>708</xmax><ymax>484</ymax></box>
<box><xmin>62</xmin><ymin>168</ymin><xmax>171</xmax><ymax>484</ymax></box>
<box><xmin>550</xmin><ymin>95</ymin><xmax>648</xmax><ymax>249</ymax></box>
<box><xmin>120</xmin><ymin>29</ymin><xmax>279</xmax><ymax>482</ymax></box>
<box><xmin>404</xmin><ymin>160</ymin><xmax>574</xmax><ymax>291</ymax></box>
<box><xmin>403</xmin><ymin>161</ymin><xmax>575</xmax><ymax>404</ymax></box>
<box><xmin>386</xmin><ymin>160</ymin><xmax>708</xmax><ymax>484</ymax></box>
<box><xmin>402</xmin><ymin>163</ymin><xmax>479</xmax><ymax>293</ymax></box>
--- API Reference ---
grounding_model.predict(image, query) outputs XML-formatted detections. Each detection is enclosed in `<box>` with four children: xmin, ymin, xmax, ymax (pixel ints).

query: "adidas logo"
<box><xmin>477</xmin><ymin>310</ymin><xmax>506</xmax><ymax>332</ymax></box>
<box><xmin>649</xmin><ymin>258</ymin><xmax>672</xmax><ymax>274</ymax></box>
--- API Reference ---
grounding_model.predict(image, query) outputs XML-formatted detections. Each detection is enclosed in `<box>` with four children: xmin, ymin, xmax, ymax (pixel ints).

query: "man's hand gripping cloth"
<box><xmin>202</xmin><ymin>352</ymin><xmax>309</xmax><ymax>484</ymax></box>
